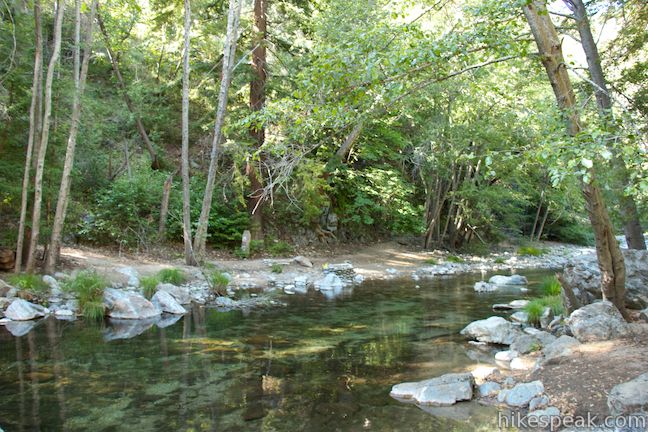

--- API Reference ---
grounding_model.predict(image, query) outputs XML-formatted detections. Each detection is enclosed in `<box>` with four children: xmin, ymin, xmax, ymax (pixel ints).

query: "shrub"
<box><xmin>540</xmin><ymin>276</ymin><xmax>561</xmax><ymax>296</ymax></box>
<box><xmin>157</xmin><ymin>268</ymin><xmax>186</xmax><ymax>285</ymax></box>
<box><xmin>267</xmin><ymin>240</ymin><xmax>293</xmax><ymax>257</ymax></box>
<box><xmin>446</xmin><ymin>255</ymin><xmax>465</xmax><ymax>263</ymax></box>
<box><xmin>8</xmin><ymin>274</ymin><xmax>48</xmax><ymax>293</ymax></box>
<box><xmin>63</xmin><ymin>271</ymin><xmax>107</xmax><ymax>321</ymax></box>
<box><xmin>140</xmin><ymin>276</ymin><xmax>159</xmax><ymax>299</ymax></box>
<box><xmin>270</xmin><ymin>263</ymin><xmax>283</xmax><ymax>273</ymax></box>
<box><xmin>517</xmin><ymin>246</ymin><xmax>546</xmax><ymax>256</ymax></box>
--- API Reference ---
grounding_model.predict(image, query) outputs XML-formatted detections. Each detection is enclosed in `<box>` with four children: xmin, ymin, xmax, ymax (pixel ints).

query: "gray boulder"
<box><xmin>293</xmin><ymin>256</ymin><xmax>313</xmax><ymax>268</ymax></box>
<box><xmin>116</xmin><ymin>266</ymin><xmax>140</xmax><ymax>287</ymax></box>
<box><xmin>542</xmin><ymin>335</ymin><xmax>580</xmax><ymax>362</ymax></box>
<box><xmin>567</xmin><ymin>301</ymin><xmax>628</xmax><ymax>342</ymax></box>
<box><xmin>528</xmin><ymin>406</ymin><xmax>560</xmax><ymax>419</ymax></box>
<box><xmin>510</xmin><ymin>311</ymin><xmax>529</xmax><ymax>324</ymax></box>
<box><xmin>489</xmin><ymin>275</ymin><xmax>528</xmax><ymax>286</ymax></box>
<box><xmin>42</xmin><ymin>275</ymin><xmax>61</xmax><ymax>293</ymax></box>
<box><xmin>504</xmin><ymin>380</ymin><xmax>544</xmax><ymax>408</ymax></box>
<box><xmin>474</xmin><ymin>281</ymin><xmax>496</xmax><ymax>292</ymax></box>
<box><xmin>511</xmin><ymin>334</ymin><xmax>542</xmax><ymax>354</ymax></box>
<box><xmin>103</xmin><ymin>288</ymin><xmax>160</xmax><ymax>320</ymax></box>
<box><xmin>460</xmin><ymin>316</ymin><xmax>522</xmax><ymax>345</ymax></box>
<box><xmin>562</xmin><ymin>250</ymin><xmax>648</xmax><ymax>309</ymax></box>
<box><xmin>608</xmin><ymin>373</ymin><xmax>648</xmax><ymax>416</ymax></box>
<box><xmin>390</xmin><ymin>373</ymin><xmax>474</xmax><ymax>406</ymax></box>
<box><xmin>477</xmin><ymin>382</ymin><xmax>501</xmax><ymax>398</ymax></box>
<box><xmin>157</xmin><ymin>283</ymin><xmax>192</xmax><ymax>304</ymax></box>
<box><xmin>314</xmin><ymin>273</ymin><xmax>344</xmax><ymax>291</ymax></box>
<box><xmin>529</xmin><ymin>395</ymin><xmax>550</xmax><ymax>411</ymax></box>
<box><xmin>151</xmin><ymin>290</ymin><xmax>186</xmax><ymax>314</ymax></box>
<box><xmin>5</xmin><ymin>299</ymin><xmax>48</xmax><ymax>321</ymax></box>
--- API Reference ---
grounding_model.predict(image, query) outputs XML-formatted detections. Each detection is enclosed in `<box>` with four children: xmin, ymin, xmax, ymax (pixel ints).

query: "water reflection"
<box><xmin>0</xmin><ymin>271</ymin><xmax>551</xmax><ymax>431</ymax></box>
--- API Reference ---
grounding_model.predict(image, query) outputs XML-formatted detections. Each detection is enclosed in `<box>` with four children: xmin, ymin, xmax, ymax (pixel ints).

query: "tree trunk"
<box><xmin>192</xmin><ymin>0</ymin><xmax>243</xmax><ymax>260</ymax></box>
<box><xmin>97</xmin><ymin>10</ymin><xmax>160</xmax><ymax>170</ymax></box>
<box><xmin>158</xmin><ymin>171</ymin><xmax>175</xmax><ymax>238</ymax></box>
<box><xmin>15</xmin><ymin>0</ymin><xmax>43</xmax><ymax>272</ymax></box>
<box><xmin>523</xmin><ymin>0</ymin><xmax>629</xmax><ymax>320</ymax></box>
<box><xmin>564</xmin><ymin>0</ymin><xmax>645</xmax><ymax>250</ymax></box>
<box><xmin>26</xmin><ymin>0</ymin><xmax>65</xmax><ymax>272</ymax></box>
<box><xmin>247</xmin><ymin>0</ymin><xmax>268</xmax><ymax>240</ymax></box>
<box><xmin>46</xmin><ymin>0</ymin><xmax>97</xmax><ymax>273</ymax></box>
<box><xmin>181</xmin><ymin>0</ymin><xmax>196</xmax><ymax>265</ymax></box>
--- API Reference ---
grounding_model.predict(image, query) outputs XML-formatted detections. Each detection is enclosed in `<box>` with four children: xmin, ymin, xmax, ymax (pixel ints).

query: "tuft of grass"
<box><xmin>270</xmin><ymin>263</ymin><xmax>283</xmax><ymax>273</ymax></box>
<box><xmin>157</xmin><ymin>268</ymin><xmax>186</xmax><ymax>285</ymax></box>
<box><xmin>207</xmin><ymin>270</ymin><xmax>230</xmax><ymax>293</ymax></box>
<box><xmin>541</xmin><ymin>276</ymin><xmax>562</xmax><ymax>296</ymax></box>
<box><xmin>517</xmin><ymin>246</ymin><xmax>546</xmax><ymax>256</ymax></box>
<box><xmin>140</xmin><ymin>276</ymin><xmax>159</xmax><ymax>299</ymax></box>
<box><xmin>8</xmin><ymin>273</ymin><xmax>49</xmax><ymax>293</ymax></box>
<box><xmin>524</xmin><ymin>295</ymin><xmax>564</xmax><ymax>326</ymax></box>
<box><xmin>494</xmin><ymin>257</ymin><xmax>506</xmax><ymax>264</ymax></box>
<box><xmin>234</xmin><ymin>248</ymin><xmax>249</xmax><ymax>259</ymax></box>
<box><xmin>424</xmin><ymin>258</ymin><xmax>438</xmax><ymax>265</ymax></box>
<box><xmin>63</xmin><ymin>271</ymin><xmax>106</xmax><ymax>321</ymax></box>
<box><xmin>446</xmin><ymin>255</ymin><xmax>465</xmax><ymax>263</ymax></box>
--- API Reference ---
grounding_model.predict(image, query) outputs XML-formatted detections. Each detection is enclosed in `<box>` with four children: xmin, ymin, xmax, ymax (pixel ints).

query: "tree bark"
<box><xmin>193</xmin><ymin>0</ymin><xmax>243</xmax><ymax>260</ymax></box>
<box><xmin>181</xmin><ymin>0</ymin><xmax>196</xmax><ymax>265</ymax></box>
<box><xmin>26</xmin><ymin>0</ymin><xmax>65</xmax><ymax>272</ymax></box>
<box><xmin>564</xmin><ymin>0</ymin><xmax>645</xmax><ymax>250</ymax></box>
<box><xmin>247</xmin><ymin>0</ymin><xmax>268</xmax><ymax>240</ymax></box>
<box><xmin>46</xmin><ymin>0</ymin><xmax>97</xmax><ymax>273</ymax></box>
<box><xmin>15</xmin><ymin>0</ymin><xmax>43</xmax><ymax>272</ymax></box>
<box><xmin>158</xmin><ymin>171</ymin><xmax>175</xmax><ymax>238</ymax></box>
<box><xmin>523</xmin><ymin>0</ymin><xmax>629</xmax><ymax>320</ymax></box>
<box><xmin>97</xmin><ymin>9</ymin><xmax>160</xmax><ymax>170</ymax></box>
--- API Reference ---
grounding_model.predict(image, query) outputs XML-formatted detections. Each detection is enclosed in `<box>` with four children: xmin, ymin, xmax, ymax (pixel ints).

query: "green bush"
<box><xmin>8</xmin><ymin>274</ymin><xmax>48</xmax><ymax>293</ymax></box>
<box><xmin>157</xmin><ymin>268</ymin><xmax>186</xmax><ymax>285</ymax></box>
<box><xmin>540</xmin><ymin>276</ymin><xmax>561</xmax><ymax>296</ymax></box>
<box><xmin>63</xmin><ymin>271</ymin><xmax>107</xmax><ymax>321</ymax></box>
<box><xmin>267</xmin><ymin>240</ymin><xmax>293</xmax><ymax>257</ymax></box>
<box><xmin>140</xmin><ymin>276</ymin><xmax>159</xmax><ymax>299</ymax></box>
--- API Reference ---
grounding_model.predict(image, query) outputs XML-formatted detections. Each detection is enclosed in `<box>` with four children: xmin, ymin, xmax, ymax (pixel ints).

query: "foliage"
<box><xmin>540</xmin><ymin>276</ymin><xmax>561</xmax><ymax>297</ymax></box>
<box><xmin>517</xmin><ymin>246</ymin><xmax>546</xmax><ymax>256</ymax></box>
<box><xmin>266</xmin><ymin>239</ymin><xmax>294</xmax><ymax>257</ymax></box>
<box><xmin>445</xmin><ymin>255</ymin><xmax>465</xmax><ymax>263</ymax></box>
<box><xmin>206</xmin><ymin>269</ymin><xmax>230</xmax><ymax>294</ymax></box>
<box><xmin>63</xmin><ymin>271</ymin><xmax>107</xmax><ymax>321</ymax></box>
<box><xmin>8</xmin><ymin>274</ymin><xmax>48</xmax><ymax>293</ymax></box>
<box><xmin>140</xmin><ymin>276</ymin><xmax>159</xmax><ymax>299</ymax></box>
<box><xmin>524</xmin><ymin>295</ymin><xmax>564</xmax><ymax>326</ymax></box>
<box><xmin>423</xmin><ymin>258</ymin><xmax>438</xmax><ymax>265</ymax></box>
<box><xmin>157</xmin><ymin>268</ymin><xmax>186</xmax><ymax>285</ymax></box>
<box><xmin>494</xmin><ymin>257</ymin><xmax>506</xmax><ymax>264</ymax></box>
<box><xmin>270</xmin><ymin>263</ymin><xmax>283</xmax><ymax>273</ymax></box>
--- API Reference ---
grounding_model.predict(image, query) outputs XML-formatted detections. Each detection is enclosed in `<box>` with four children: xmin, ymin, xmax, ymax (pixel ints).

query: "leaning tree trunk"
<box><xmin>523</xmin><ymin>0</ymin><xmax>629</xmax><ymax>320</ymax></box>
<box><xmin>15</xmin><ymin>0</ymin><xmax>43</xmax><ymax>272</ymax></box>
<box><xmin>97</xmin><ymin>10</ymin><xmax>160</xmax><ymax>170</ymax></box>
<box><xmin>564</xmin><ymin>0</ymin><xmax>645</xmax><ymax>250</ymax></box>
<box><xmin>246</xmin><ymin>0</ymin><xmax>268</xmax><ymax>240</ymax></box>
<box><xmin>181</xmin><ymin>0</ymin><xmax>196</xmax><ymax>265</ymax></box>
<box><xmin>26</xmin><ymin>0</ymin><xmax>65</xmax><ymax>272</ymax></box>
<box><xmin>46</xmin><ymin>0</ymin><xmax>97</xmax><ymax>273</ymax></box>
<box><xmin>193</xmin><ymin>0</ymin><xmax>243</xmax><ymax>260</ymax></box>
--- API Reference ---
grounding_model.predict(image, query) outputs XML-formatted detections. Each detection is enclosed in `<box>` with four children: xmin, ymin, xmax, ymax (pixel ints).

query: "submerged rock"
<box><xmin>460</xmin><ymin>316</ymin><xmax>522</xmax><ymax>345</ymax></box>
<box><xmin>608</xmin><ymin>373</ymin><xmax>648</xmax><ymax>416</ymax></box>
<box><xmin>493</xmin><ymin>300</ymin><xmax>529</xmax><ymax>311</ymax></box>
<box><xmin>104</xmin><ymin>317</ymin><xmax>158</xmax><ymax>340</ymax></box>
<box><xmin>390</xmin><ymin>372</ymin><xmax>474</xmax><ymax>406</ymax></box>
<box><xmin>5</xmin><ymin>299</ymin><xmax>48</xmax><ymax>321</ymax></box>
<box><xmin>567</xmin><ymin>301</ymin><xmax>628</xmax><ymax>342</ymax></box>
<box><xmin>474</xmin><ymin>281</ymin><xmax>496</xmax><ymax>292</ymax></box>
<box><xmin>103</xmin><ymin>288</ymin><xmax>160</xmax><ymax>320</ymax></box>
<box><xmin>151</xmin><ymin>290</ymin><xmax>186</xmax><ymax>315</ymax></box>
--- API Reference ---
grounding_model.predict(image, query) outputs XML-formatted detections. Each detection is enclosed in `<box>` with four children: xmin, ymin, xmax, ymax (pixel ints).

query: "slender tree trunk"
<box><xmin>15</xmin><ymin>0</ymin><xmax>43</xmax><ymax>272</ymax></box>
<box><xmin>46</xmin><ymin>0</ymin><xmax>97</xmax><ymax>273</ymax></box>
<box><xmin>158</xmin><ymin>171</ymin><xmax>175</xmax><ymax>237</ymax></box>
<box><xmin>97</xmin><ymin>10</ymin><xmax>160</xmax><ymax>170</ymax></box>
<box><xmin>564</xmin><ymin>0</ymin><xmax>645</xmax><ymax>250</ymax></box>
<box><xmin>523</xmin><ymin>0</ymin><xmax>629</xmax><ymax>320</ymax></box>
<box><xmin>247</xmin><ymin>0</ymin><xmax>268</xmax><ymax>240</ymax></box>
<box><xmin>26</xmin><ymin>0</ymin><xmax>65</xmax><ymax>272</ymax></box>
<box><xmin>181</xmin><ymin>0</ymin><xmax>196</xmax><ymax>265</ymax></box>
<box><xmin>192</xmin><ymin>0</ymin><xmax>243</xmax><ymax>260</ymax></box>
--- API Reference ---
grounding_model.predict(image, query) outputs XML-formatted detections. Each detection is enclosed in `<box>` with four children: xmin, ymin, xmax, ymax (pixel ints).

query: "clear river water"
<box><xmin>0</xmin><ymin>270</ymin><xmax>553</xmax><ymax>431</ymax></box>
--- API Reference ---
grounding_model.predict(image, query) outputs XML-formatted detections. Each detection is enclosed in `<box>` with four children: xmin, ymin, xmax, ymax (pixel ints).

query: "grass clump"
<box><xmin>8</xmin><ymin>273</ymin><xmax>49</xmax><ymax>293</ymax></box>
<box><xmin>517</xmin><ymin>246</ymin><xmax>546</xmax><ymax>256</ymax></box>
<box><xmin>494</xmin><ymin>257</ymin><xmax>506</xmax><ymax>264</ymax></box>
<box><xmin>446</xmin><ymin>255</ymin><xmax>465</xmax><ymax>263</ymax></box>
<box><xmin>524</xmin><ymin>295</ymin><xmax>564</xmax><ymax>326</ymax></box>
<box><xmin>140</xmin><ymin>276</ymin><xmax>159</xmax><ymax>299</ymax></box>
<box><xmin>267</xmin><ymin>240</ymin><xmax>293</xmax><ymax>257</ymax></box>
<box><xmin>157</xmin><ymin>268</ymin><xmax>186</xmax><ymax>285</ymax></box>
<box><xmin>540</xmin><ymin>276</ymin><xmax>562</xmax><ymax>296</ymax></box>
<box><xmin>63</xmin><ymin>271</ymin><xmax>107</xmax><ymax>321</ymax></box>
<box><xmin>423</xmin><ymin>258</ymin><xmax>438</xmax><ymax>265</ymax></box>
<box><xmin>207</xmin><ymin>270</ymin><xmax>230</xmax><ymax>294</ymax></box>
<box><xmin>270</xmin><ymin>263</ymin><xmax>283</xmax><ymax>273</ymax></box>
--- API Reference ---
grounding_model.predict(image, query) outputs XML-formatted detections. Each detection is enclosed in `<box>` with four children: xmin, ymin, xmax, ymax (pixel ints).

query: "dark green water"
<box><xmin>0</xmin><ymin>270</ymin><xmax>551</xmax><ymax>431</ymax></box>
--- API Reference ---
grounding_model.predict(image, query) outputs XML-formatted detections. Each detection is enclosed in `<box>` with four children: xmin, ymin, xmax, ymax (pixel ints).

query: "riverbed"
<box><xmin>0</xmin><ymin>270</ymin><xmax>553</xmax><ymax>431</ymax></box>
